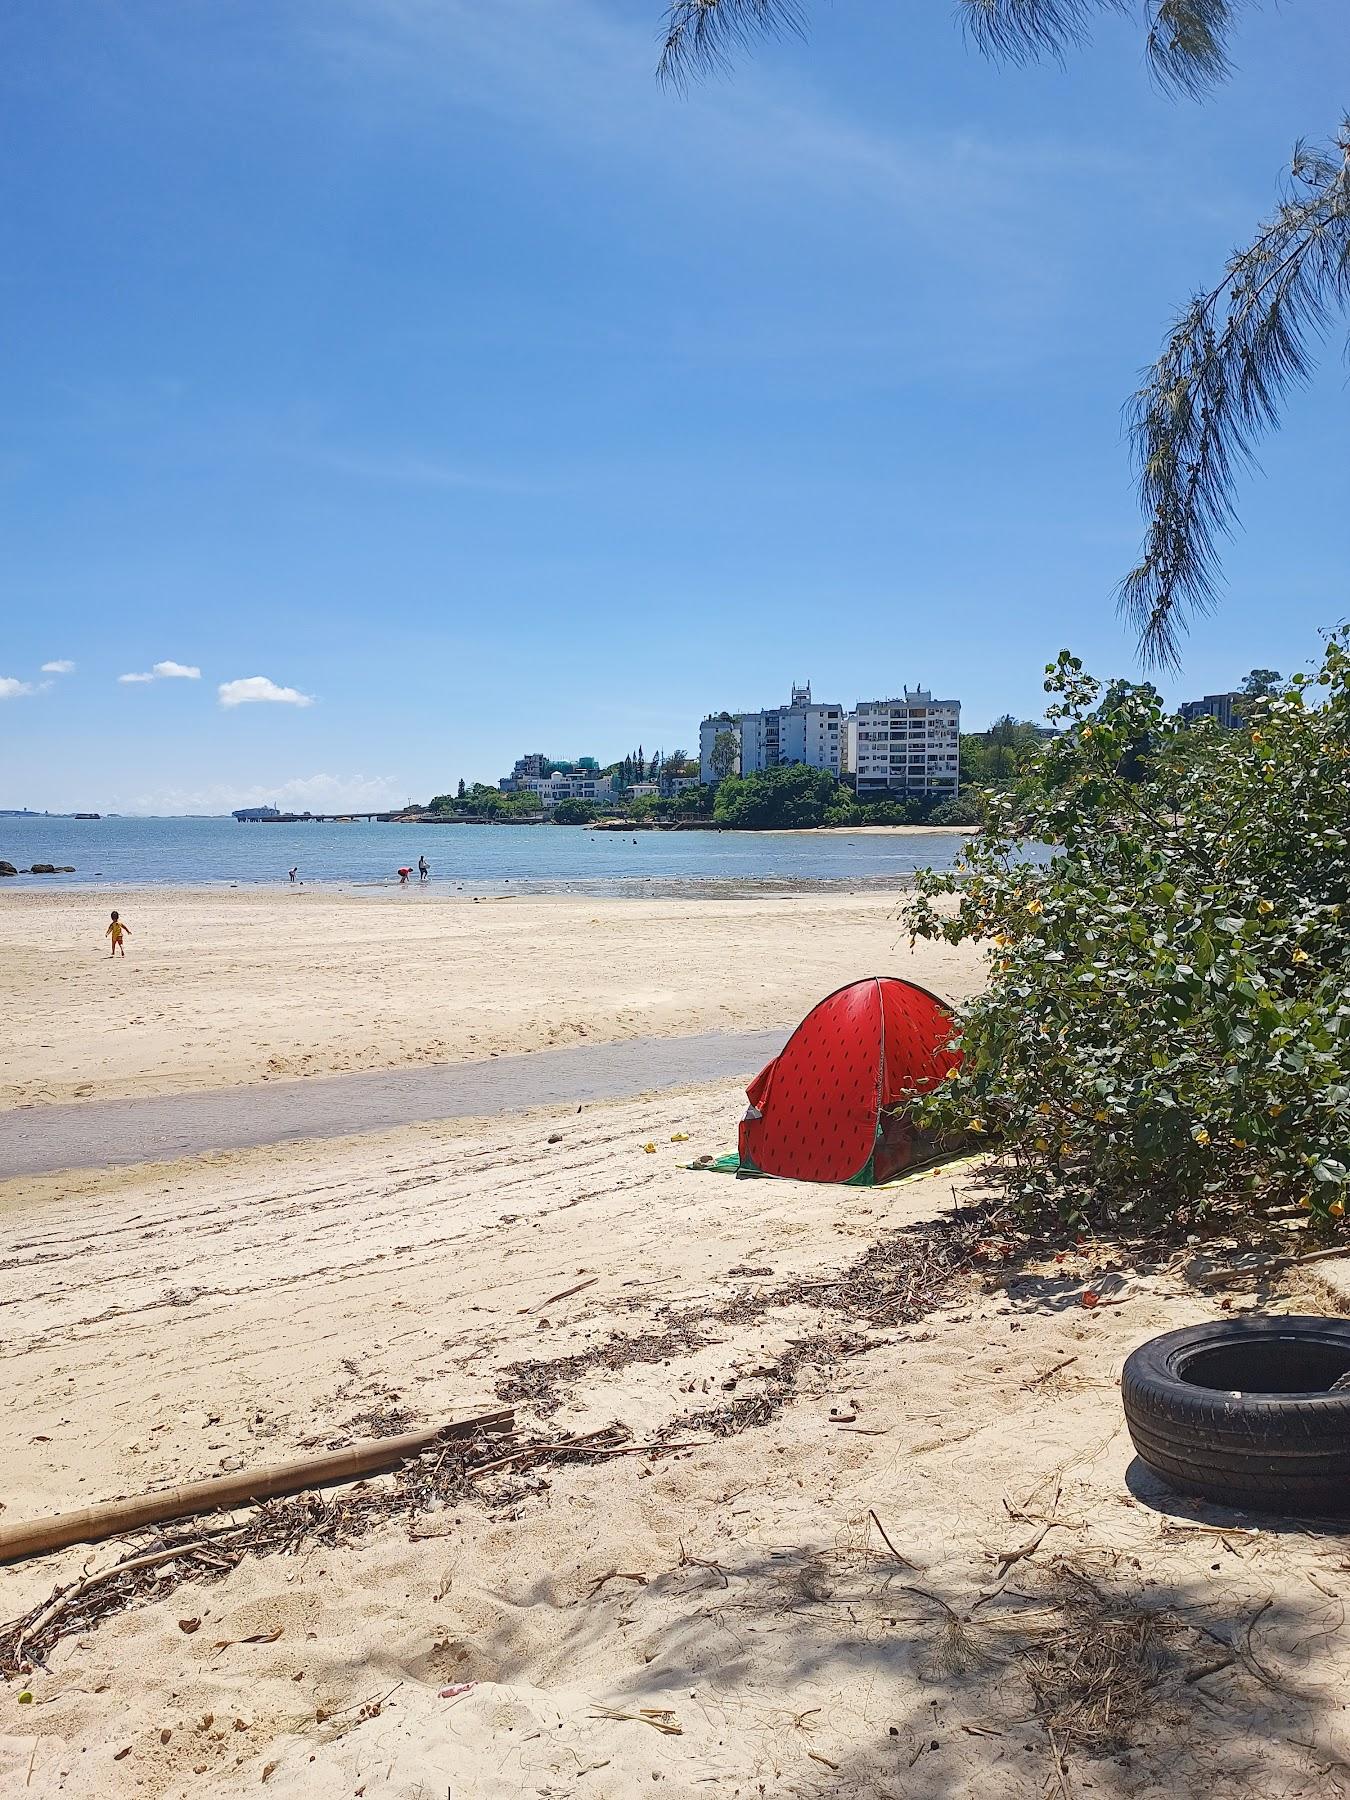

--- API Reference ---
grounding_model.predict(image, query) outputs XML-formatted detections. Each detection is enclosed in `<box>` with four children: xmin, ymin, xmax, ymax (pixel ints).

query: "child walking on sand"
<box><xmin>105</xmin><ymin>910</ymin><xmax>130</xmax><ymax>957</ymax></box>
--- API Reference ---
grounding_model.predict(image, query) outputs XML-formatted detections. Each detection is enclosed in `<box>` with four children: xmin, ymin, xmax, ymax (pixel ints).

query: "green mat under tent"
<box><xmin>689</xmin><ymin>1150</ymin><xmax>984</xmax><ymax>1188</ymax></box>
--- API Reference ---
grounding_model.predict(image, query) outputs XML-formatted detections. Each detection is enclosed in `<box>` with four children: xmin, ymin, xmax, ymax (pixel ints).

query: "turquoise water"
<box><xmin>0</xmin><ymin>815</ymin><xmax>973</xmax><ymax>896</ymax></box>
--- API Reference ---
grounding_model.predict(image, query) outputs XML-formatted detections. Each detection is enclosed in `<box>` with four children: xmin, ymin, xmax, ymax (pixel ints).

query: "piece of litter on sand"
<box><xmin>437</xmin><ymin>1682</ymin><xmax>476</xmax><ymax>1701</ymax></box>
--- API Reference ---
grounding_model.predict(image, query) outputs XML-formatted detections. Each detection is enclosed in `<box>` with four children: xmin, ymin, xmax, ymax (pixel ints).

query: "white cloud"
<box><xmin>41</xmin><ymin>659</ymin><xmax>75</xmax><ymax>674</ymax></box>
<box><xmin>218</xmin><ymin>675</ymin><xmax>315</xmax><ymax>708</ymax></box>
<box><xmin>0</xmin><ymin>676</ymin><xmax>34</xmax><ymax>699</ymax></box>
<box><xmin>119</xmin><ymin>659</ymin><xmax>203</xmax><ymax>685</ymax></box>
<box><xmin>122</xmin><ymin>772</ymin><xmax>404</xmax><ymax>815</ymax></box>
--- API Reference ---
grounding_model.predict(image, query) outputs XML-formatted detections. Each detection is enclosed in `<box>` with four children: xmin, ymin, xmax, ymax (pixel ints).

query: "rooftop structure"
<box><xmin>698</xmin><ymin>683</ymin><xmax>844</xmax><ymax>784</ymax></box>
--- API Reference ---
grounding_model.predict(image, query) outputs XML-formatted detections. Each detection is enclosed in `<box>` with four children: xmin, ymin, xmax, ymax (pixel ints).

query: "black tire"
<box><xmin>1121</xmin><ymin>1316</ymin><xmax>1350</xmax><ymax>1516</ymax></box>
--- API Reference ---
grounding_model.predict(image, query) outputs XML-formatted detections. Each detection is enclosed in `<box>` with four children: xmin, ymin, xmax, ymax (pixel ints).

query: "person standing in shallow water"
<box><xmin>105</xmin><ymin>910</ymin><xmax>130</xmax><ymax>957</ymax></box>
<box><xmin>418</xmin><ymin>855</ymin><xmax>429</xmax><ymax>882</ymax></box>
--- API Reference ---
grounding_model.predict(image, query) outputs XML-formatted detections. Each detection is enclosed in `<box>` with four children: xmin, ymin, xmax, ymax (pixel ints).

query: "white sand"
<box><xmin>0</xmin><ymin>887</ymin><xmax>983</xmax><ymax>1110</ymax></box>
<box><xmin>4</xmin><ymin>1085</ymin><xmax>1348</xmax><ymax>1797</ymax></box>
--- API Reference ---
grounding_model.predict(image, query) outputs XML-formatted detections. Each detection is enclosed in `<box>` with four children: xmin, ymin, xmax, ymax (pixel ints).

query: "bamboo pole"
<box><xmin>0</xmin><ymin>1407</ymin><xmax>514</xmax><ymax>1565</ymax></box>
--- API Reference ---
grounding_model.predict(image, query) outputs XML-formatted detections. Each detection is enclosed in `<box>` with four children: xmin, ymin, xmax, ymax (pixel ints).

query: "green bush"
<box><xmin>712</xmin><ymin>764</ymin><xmax>843</xmax><ymax>829</ymax></box>
<box><xmin>927</xmin><ymin>794</ymin><xmax>982</xmax><ymax>827</ymax></box>
<box><xmin>904</xmin><ymin>634</ymin><xmax>1350</xmax><ymax>1233</ymax></box>
<box><xmin>553</xmin><ymin>797</ymin><xmax>599</xmax><ymax>825</ymax></box>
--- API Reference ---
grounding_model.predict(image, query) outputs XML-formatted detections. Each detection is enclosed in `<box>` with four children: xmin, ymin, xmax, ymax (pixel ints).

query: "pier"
<box><xmin>233</xmin><ymin>810</ymin><xmax>408</xmax><ymax>824</ymax></box>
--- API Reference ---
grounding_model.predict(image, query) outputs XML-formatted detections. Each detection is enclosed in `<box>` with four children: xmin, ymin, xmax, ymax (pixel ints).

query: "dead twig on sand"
<box><xmin>1023</xmin><ymin>1356</ymin><xmax>1078</xmax><ymax>1391</ymax></box>
<box><xmin>869</xmin><ymin>1509</ymin><xmax>918</xmax><ymax>1570</ymax></box>
<box><xmin>586</xmin><ymin>1570</ymin><xmax>648</xmax><ymax>1598</ymax></box>
<box><xmin>678</xmin><ymin>1543</ymin><xmax>730</xmax><ymax>1588</ymax></box>
<box><xmin>1047</xmin><ymin>1728</ymin><xmax>1073</xmax><ymax>1800</ymax></box>
<box><xmin>522</xmin><ymin>1277</ymin><xmax>598</xmax><ymax>1315</ymax></box>
<box><xmin>995</xmin><ymin>1523</ymin><xmax>1066</xmax><ymax>1574</ymax></box>
<box><xmin>1199</xmin><ymin>1243</ymin><xmax>1350</xmax><ymax>1289</ymax></box>
<box><xmin>9</xmin><ymin>1539</ymin><xmax>225</xmax><ymax>1670</ymax></box>
<box><xmin>591</xmin><ymin>1706</ymin><xmax>682</xmax><ymax>1736</ymax></box>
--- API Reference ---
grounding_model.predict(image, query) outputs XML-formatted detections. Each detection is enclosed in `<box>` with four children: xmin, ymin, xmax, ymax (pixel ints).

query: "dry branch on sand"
<box><xmin>0</xmin><ymin>1422</ymin><xmax>637</xmax><ymax>1675</ymax></box>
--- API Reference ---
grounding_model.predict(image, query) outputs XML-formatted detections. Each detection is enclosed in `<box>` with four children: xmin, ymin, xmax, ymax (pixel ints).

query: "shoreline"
<box><xmin>0</xmin><ymin>885</ymin><xmax>985</xmax><ymax>1112</ymax></box>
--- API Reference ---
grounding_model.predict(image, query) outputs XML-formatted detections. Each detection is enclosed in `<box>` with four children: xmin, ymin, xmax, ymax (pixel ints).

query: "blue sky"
<box><xmin>3</xmin><ymin>0</ymin><xmax>1345</xmax><ymax>813</ymax></box>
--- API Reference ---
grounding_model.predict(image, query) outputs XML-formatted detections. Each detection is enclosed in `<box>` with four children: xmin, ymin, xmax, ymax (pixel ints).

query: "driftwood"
<box><xmin>0</xmin><ymin>1407</ymin><xmax>514</xmax><ymax>1565</ymax></box>
<box><xmin>1198</xmin><ymin>1243</ymin><xmax>1350</xmax><ymax>1289</ymax></box>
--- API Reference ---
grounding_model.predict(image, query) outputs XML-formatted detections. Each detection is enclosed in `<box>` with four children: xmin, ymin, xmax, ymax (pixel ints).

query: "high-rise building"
<box><xmin>846</xmin><ymin>690</ymin><xmax>961</xmax><ymax>799</ymax></box>
<box><xmin>698</xmin><ymin>684</ymin><xmax>844</xmax><ymax>784</ymax></box>
<box><xmin>1180</xmin><ymin>693</ymin><xmax>1243</xmax><ymax>729</ymax></box>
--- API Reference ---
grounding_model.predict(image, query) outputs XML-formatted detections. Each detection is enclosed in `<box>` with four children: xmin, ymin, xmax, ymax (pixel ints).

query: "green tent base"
<box><xmin>689</xmin><ymin>1148</ymin><xmax>984</xmax><ymax>1189</ymax></box>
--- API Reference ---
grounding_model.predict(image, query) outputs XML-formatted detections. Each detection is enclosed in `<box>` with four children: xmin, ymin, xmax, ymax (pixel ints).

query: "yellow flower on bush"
<box><xmin>1331</xmin><ymin>1200</ymin><xmax>1345</xmax><ymax>1219</ymax></box>
<box><xmin>1292</xmin><ymin>948</ymin><xmax>1309</xmax><ymax>964</ymax></box>
<box><xmin>1026</xmin><ymin>900</ymin><xmax>1043</xmax><ymax>916</ymax></box>
<box><xmin>1034</xmin><ymin>1136</ymin><xmax>1050</xmax><ymax>1153</ymax></box>
<box><xmin>1268</xmin><ymin>1102</ymin><xmax>1285</xmax><ymax>1117</ymax></box>
<box><xmin>1257</xmin><ymin>899</ymin><xmax>1274</xmax><ymax>915</ymax></box>
<box><xmin>1192</xmin><ymin>1128</ymin><xmax>1210</xmax><ymax>1147</ymax></box>
<box><xmin>968</xmin><ymin>1118</ymin><xmax>986</xmax><ymax>1134</ymax></box>
<box><xmin>1093</xmin><ymin>1109</ymin><xmax>1109</xmax><ymax>1123</ymax></box>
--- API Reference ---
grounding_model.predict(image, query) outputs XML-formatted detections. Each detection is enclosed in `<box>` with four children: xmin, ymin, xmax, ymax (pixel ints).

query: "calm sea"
<box><xmin>0</xmin><ymin>815</ymin><xmax>973</xmax><ymax>897</ymax></box>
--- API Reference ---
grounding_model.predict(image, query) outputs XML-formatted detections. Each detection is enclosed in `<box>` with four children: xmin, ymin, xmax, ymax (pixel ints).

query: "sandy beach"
<box><xmin>0</xmin><ymin>886</ymin><xmax>983</xmax><ymax>1111</ymax></box>
<box><xmin>6</xmin><ymin>1086</ymin><xmax>1349</xmax><ymax>1796</ymax></box>
<box><xmin>4</xmin><ymin>884</ymin><xmax>1350</xmax><ymax>1797</ymax></box>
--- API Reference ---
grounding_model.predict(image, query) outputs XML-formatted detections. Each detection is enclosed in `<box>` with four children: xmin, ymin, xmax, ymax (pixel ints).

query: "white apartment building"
<box><xmin>699</xmin><ymin>684</ymin><xmax>844</xmax><ymax>783</ymax></box>
<box><xmin>847</xmin><ymin>690</ymin><xmax>961</xmax><ymax>799</ymax></box>
<box><xmin>698</xmin><ymin>712</ymin><xmax>740</xmax><ymax>784</ymax></box>
<box><xmin>516</xmin><ymin>770</ymin><xmax>615</xmax><ymax>807</ymax></box>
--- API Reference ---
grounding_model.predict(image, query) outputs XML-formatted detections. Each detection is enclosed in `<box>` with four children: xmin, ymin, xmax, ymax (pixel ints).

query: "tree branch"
<box><xmin>1119</xmin><ymin>125</ymin><xmax>1350</xmax><ymax>667</ymax></box>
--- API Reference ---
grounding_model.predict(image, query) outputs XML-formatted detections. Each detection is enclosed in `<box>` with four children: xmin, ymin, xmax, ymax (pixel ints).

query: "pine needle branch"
<box><xmin>1120</xmin><ymin>122</ymin><xmax>1350</xmax><ymax>668</ymax></box>
<box><xmin>657</xmin><ymin>2</ymin><xmax>1244</xmax><ymax>94</ymax></box>
<box><xmin>962</xmin><ymin>1</ymin><xmax>1241</xmax><ymax>97</ymax></box>
<box><xmin>658</xmin><ymin>0</ymin><xmax>806</xmax><ymax>90</ymax></box>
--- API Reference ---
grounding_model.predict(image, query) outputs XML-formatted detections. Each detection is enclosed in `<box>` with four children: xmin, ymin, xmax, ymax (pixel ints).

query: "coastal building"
<box><xmin>514</xmin><ymin>770</ymin><xmax>616</xmax><ymax>809</ymax></box>
<box><xmin>698</xmin><ymin>684</ymin><xmax>844</xmax><ymax>784</ymax></box>
<box><xmin>698</xmin><ymin>712</ymin><xmax>741</xmax><ymax>784</ymax></box>
<box><xmin>1180</xmin><ymin>692</ymin><xmax>1243</xmax><ymax>729</ymax></box>
<box><xmin>846</xmin><ymin>690</ymin><xmax>961</xmax><ymax>800</ymax></box>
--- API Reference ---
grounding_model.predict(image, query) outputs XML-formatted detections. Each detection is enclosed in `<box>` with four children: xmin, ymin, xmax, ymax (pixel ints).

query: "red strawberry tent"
<box><xmin>737</xmin><ymin>977</ymin><xmax>961</xmax><ymax>1185</ymax></box>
